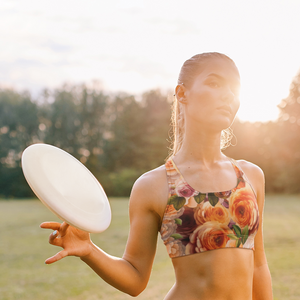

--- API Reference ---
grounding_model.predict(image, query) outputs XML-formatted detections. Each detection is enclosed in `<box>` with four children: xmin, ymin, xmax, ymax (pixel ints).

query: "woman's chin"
<box><xmin>188</xmin><ymin>116</ymin><xmax>234</xmax><ymax>133</ymax></box>
<box><xmin>209</xmin><ymin>118</ymin><xmax>233</xmax><ymax>132</ymax></box>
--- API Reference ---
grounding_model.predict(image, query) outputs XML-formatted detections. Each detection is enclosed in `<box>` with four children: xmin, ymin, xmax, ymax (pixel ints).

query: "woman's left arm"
<box><xmin>242</xmin><ymin>161</ymin><xmax>273</xmax><ymax>300</ymax></box>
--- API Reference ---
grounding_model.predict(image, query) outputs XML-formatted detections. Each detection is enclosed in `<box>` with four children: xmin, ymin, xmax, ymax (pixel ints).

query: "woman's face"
<box><xmin>180</xmin><ymin>58</ymin><xmax>241</xmax><ymax>132</ymax></box>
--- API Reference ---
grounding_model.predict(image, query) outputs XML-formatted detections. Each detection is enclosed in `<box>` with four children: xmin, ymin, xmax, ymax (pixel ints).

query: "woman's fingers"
<box><xmin>45</xmin><ymin>249</ymin><xmax>68</xmax><ymax>264</ymax></box>
<box><xmin>40</xmin><ymin>222</ymin><xmax>61</xmax><ymax>230</ymax></box>
<box><xmin>40</xmin><ymin>221</ymin><xmax>70</xmax><ymax>237</ymax></box>
<box><xmin>48</xmin><ymin>230</ymin><xmax>63</xmax><ymax>247</ymax></box>
<box><xmin>59</xmin><ymin>222</ymin><xmax>70</xmax><ymax>237</ymax></box>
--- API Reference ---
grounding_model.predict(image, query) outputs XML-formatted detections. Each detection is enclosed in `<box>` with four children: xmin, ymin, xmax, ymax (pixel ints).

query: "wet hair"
<box><xmin>169</xmin><ymin>52</ymin><xmax>237</xmax><ymax>158</ymax></box>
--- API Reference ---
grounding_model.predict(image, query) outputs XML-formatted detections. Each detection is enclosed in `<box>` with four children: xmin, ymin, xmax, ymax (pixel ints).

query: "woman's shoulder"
<box><xmin>130</xmin><ymin>165</ymin><xmax>169</xmax><ymax>214</ymax></box>
<box><xmin>135</xmin><ymin>165</ymin><xmax>168</xmax><ymax>188</ymax></box>
<box><xmin>234</xmin><ymin>159</ymin><xmax>265</xmax><ymax>201</ymax></box>
<box><xmin>235</xmin><ymin>159</ymin><xmax>264</xmax><ymax>180</ymax></box>
<box><xmin>133</xmin><ymin>165</ymin><xmax>167</xmax><ymax>193</ymax></box>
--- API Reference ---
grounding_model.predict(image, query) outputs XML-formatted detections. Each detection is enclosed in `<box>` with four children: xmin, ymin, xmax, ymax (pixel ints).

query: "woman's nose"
<box><xmin>221</xmin><ymin>88</ymin><xmax>235</xmax><ymax>103</ymax></box>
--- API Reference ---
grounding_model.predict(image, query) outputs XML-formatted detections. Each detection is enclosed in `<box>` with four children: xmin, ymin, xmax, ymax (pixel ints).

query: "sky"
<box><xmin>0</xmin><ymin>0</ymin><xmax>300</xmax><ymax>122</ymax></box>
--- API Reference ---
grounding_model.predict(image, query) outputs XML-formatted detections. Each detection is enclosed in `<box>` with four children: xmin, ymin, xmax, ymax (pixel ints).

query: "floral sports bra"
<box><xmin>160</xmin><ymin>157</ymin><xmax>259</xmax><ymax>258</ymax></box>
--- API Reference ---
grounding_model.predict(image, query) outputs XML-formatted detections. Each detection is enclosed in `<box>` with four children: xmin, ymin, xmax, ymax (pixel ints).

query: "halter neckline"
<box><xmin>169</xmin><ymin>156</ymin><xmax>244</xmax><ymax>195</ymax></box>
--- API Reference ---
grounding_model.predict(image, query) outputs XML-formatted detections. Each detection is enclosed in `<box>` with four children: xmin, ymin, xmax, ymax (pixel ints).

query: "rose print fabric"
<box><xmin>160</xmin><ymin>157</ymin><xmax>259</xmax><ymax>258</ymax></box>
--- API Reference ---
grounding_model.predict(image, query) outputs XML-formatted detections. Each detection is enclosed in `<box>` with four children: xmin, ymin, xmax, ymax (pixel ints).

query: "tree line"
<box><xmin>0</xmin><ymin>71</ymin><xmax>299</xmax><ymax>198</ymax></box>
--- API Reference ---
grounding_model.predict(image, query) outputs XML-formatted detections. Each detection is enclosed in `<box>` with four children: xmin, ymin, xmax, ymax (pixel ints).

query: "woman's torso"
<box><xmin>155</xmin><ymin>156</ymin><xmax>259</xmax><ymax>300</ymax></box>
<box><xmin>164</xmin><ymin>249</ymin><xmax>254</xmax><ymax>300</ymax></box>
<box><xmin>165</xmin><ymin>249</ymin><xmax>254</xmax><ymax>300</ymax></box>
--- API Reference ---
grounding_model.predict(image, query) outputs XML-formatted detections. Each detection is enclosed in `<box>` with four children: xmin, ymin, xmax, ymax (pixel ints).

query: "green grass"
<box><xmin>0</xmin><ymin>195</ymin><xmax>299</xmax><ymax>299</ymax></box>
<box><xmin>263</xmin><ymin>194</ymin><xmax>300</xmax><ymax>300</ymax></box>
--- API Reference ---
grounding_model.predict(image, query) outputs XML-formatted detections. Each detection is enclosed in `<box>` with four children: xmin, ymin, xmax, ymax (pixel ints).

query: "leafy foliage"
<box><xmin>0</xmin><ymin>90</ymin><xmax>39</xmax><ymax>197</ymax></box>
<box><xmin>0</xmin><ymin>86</ymin><xmax>171</xmax><ymax>197</ymax></box>
<box><xmin>1</xmin><ymin>68</ymin><xmax>300</xmax><ymax>197</ymax></box>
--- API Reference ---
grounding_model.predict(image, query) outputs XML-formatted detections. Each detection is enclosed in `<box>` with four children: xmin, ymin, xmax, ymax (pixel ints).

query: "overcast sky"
<box><xmin>1</xmin><ymin>0</ymin><xmax>300</xmax><ymax>122</ymax></box>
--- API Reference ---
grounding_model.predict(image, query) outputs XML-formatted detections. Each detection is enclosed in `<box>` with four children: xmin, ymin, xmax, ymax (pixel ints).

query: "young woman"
<box><xmin>41</xmin><ymin>52</ymin><xmax>273</xmax><ymax>300</ymax></box>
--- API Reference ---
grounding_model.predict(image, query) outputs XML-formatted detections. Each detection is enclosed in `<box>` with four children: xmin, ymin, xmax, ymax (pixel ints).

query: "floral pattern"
<box><xmin>160</xmin><ymin>158</ymin><xmax>259</xmax><ymax>258</ymax></box>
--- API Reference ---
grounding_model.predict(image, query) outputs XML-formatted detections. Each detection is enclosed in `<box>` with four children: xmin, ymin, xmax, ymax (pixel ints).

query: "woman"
<box><xmin>41</xmin><ymin>52</ymin><xmax>273</xmax><ymax>299</ymax></box>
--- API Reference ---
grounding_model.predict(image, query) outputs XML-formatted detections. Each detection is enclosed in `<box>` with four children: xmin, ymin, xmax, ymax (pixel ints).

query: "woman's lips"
<box><xmin>217</xmin><ymin>105</ymin><xmax>232</xmax><ymax>115</ymax></box>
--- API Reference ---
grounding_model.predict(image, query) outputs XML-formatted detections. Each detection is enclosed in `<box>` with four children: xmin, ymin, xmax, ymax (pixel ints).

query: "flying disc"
<box><xmin>21</xmin><ymin>144</ymin><xmax>111</xmax><ymax>233</ymax></box>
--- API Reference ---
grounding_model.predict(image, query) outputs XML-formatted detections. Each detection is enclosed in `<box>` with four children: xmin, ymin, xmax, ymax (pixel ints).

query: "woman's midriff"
<box><xmin>164</xmin><ymin>248</ymin><xmax>254</xmax><ymax>300</ymax></box>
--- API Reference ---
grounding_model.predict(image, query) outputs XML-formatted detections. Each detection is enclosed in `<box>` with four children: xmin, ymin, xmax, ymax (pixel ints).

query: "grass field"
<box><xmin>0</xmin><ymin>195</ymin><xmax>300</xmax><ymax>300</ymax></box>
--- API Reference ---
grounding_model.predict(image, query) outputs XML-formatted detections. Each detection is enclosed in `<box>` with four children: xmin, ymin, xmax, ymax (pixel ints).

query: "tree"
<box><xmin>140</xmin><ymin>89</ymin><xmax>172</xmax><ymax>168</ymax></box>
<box><xmin>275</xmin><ymin>70</ymin><xmax>300</xmax><ymax>192</ymax></box>
<box><xmin>0</xmin><ymin>89</ymin><xmax>39</xmax><ymax>197</ymax></box>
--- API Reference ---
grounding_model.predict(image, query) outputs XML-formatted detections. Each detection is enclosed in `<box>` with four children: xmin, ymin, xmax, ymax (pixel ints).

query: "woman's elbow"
<box><xmin>126</xmin><ymin>281</ymin><xmax>147</xmax><ymax>297</ymax></box>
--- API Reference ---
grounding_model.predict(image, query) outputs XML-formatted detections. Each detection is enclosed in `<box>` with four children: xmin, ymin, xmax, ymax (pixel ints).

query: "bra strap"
<box><xmin>229</xmin><ymin>157</ymin><xmax>257</xmax><ymax>199</ymax></box>
<box><xmin>165</xmin><ymin>159</ymin><xmax>180</xmax><ymax>195</ymax></box>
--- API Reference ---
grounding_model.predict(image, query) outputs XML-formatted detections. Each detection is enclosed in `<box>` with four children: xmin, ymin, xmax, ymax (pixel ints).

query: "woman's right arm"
<box><xmin>40</xmin><ymin>166</ymin><xmax>168</xmax><ymax>297</ymax></box>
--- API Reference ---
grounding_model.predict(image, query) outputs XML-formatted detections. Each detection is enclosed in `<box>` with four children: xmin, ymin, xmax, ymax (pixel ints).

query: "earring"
<box><xmin>179</xmin><ymin>98</ymin><xmax>187</xmax><ymax>104</ymax></box>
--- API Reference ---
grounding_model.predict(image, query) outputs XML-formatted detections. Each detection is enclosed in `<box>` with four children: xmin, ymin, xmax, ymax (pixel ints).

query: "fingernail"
<box><xmin>52</xmin><ymin>230</ymin><xmax>57</xmax><ymax>236</ymax></box>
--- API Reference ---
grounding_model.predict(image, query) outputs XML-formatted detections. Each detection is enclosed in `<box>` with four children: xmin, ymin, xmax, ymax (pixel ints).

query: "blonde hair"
<box><xmin>168</xmin><ymin>52</ymin><xmax>237</xmax><ymax>158</ymax></box>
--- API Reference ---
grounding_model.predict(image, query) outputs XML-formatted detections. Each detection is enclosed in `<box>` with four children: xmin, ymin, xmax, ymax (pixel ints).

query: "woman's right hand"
<box><xmin>40</xmin><ymin>221</ymin><xmax>92</xmax><ymax>264</ymax></box>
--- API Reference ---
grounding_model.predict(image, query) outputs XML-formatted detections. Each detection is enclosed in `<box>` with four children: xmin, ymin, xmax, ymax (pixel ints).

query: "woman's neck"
<box><xmin>175</xmin><ymin>126</ymin><xmax>225</xmax><ymax>165</ymax></box>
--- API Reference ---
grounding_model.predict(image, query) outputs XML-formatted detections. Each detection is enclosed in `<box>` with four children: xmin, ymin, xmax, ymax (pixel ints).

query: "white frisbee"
<box><xmin>21</xmin><ymin>143</ymin><xmax>111</xmax><ymax>233</ymax></box>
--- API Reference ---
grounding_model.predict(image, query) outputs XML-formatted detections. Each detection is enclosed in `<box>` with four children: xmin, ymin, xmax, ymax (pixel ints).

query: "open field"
<box><xmin>0</xmin><ymin>195</ymin><xmax>300</xmax><ymax>300</ymax></box>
